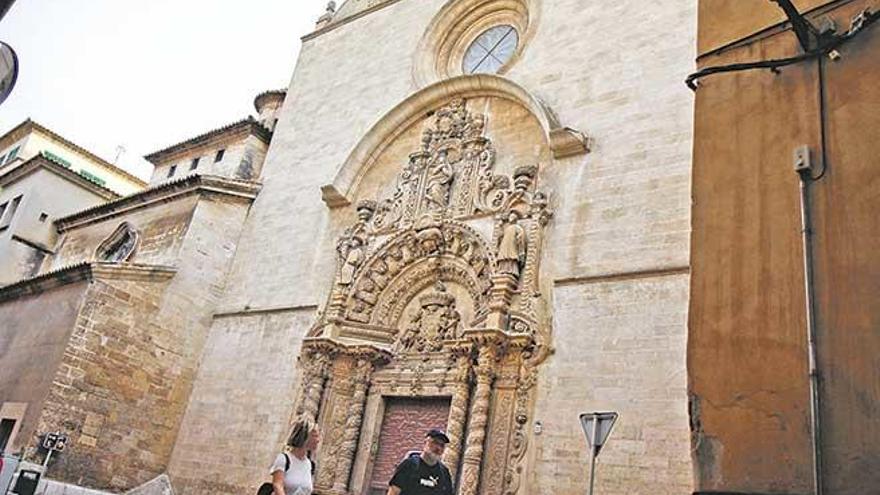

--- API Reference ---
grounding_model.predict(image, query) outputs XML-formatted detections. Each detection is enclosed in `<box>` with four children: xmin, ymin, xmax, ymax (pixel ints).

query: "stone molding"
<box><xmin>321</xmin><ymin>74</ymin><xmax>589</xmax><ymax>208</ymax></box>
<box><xmin>55</xmin><ymin>174</ymin><xmax>261</xmax><ymax>232</ymax></box>
<box><xmin>302</xmin><ymin>0</ymin><xmax>405</xmax><ymax>41</ymax></box>
<box><xmin>0</xmin><ymin>262</ymin><xmax>177</xmax><ymax>303</ymax></box>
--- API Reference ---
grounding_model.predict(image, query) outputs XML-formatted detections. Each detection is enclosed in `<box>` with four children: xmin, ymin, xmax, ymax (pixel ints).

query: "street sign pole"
<box><xmin>579</xmin><ymin>412</ymin><xmax>618</xmax><ymax>495</ymax></box>
<box><xmin>588</xmin><ymin>417</ymin><xmax>599</xmax><ymax>495</ymax></box>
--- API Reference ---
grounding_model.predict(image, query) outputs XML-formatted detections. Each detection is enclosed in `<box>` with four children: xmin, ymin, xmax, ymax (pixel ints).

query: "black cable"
<box><xmin>685</xmin><ymin>8</ymin><xmax>880</xmax><ymax>91</ymax></box>
<box><xmin>685</xmin><ymin>53</ymin><xmax>815</xmax><ymax>90</ymax></box>
<box><xmin>812</xmin><ymin>55</ymin><xmax>830</xmax><ymax>181</ymax></box>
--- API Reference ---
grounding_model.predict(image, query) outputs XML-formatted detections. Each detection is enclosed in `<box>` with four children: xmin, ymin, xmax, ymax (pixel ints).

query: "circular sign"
<box><xmin>0</xmin><ymin>41</ymin><xmax>19</xmax><ymax>107</ymax></box>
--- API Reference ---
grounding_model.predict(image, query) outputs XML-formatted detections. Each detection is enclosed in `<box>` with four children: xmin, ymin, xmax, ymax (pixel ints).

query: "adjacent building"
<box><xmin>688</xmin><ymin>1</ymin><xmax>880</xmax><ymax>494</ymax></box>
<box><xmin>0</xmin><ymin>91</ymin><xmax>277</xmax><ymax>493</ymax></box>
<box><xmin>0</xmin><ymin>121</ymin><xmax>145</xmax><ymax>285</ymax></box>
<box><xmin>0</xmin><ymin>120</ymin><xmax>145</xmax><ymax>195</ymax></box>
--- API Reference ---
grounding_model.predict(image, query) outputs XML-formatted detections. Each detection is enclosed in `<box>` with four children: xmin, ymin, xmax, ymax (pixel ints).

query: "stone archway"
<box><xmin>321</xmin><ymin>75</ymin><xmax>589</xmax><ymax>208</ymax></box>
<box><xmin>294</xmin><ymin>98</ymin><xmax>554</xmax><ymax>495</ymax></box>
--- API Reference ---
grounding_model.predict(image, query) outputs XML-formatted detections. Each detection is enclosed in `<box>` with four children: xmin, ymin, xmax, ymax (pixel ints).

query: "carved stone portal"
<box><xmin>296</xmin><ymin>98</ymin><xmax>554</xmax><ymax>495</ymax></box>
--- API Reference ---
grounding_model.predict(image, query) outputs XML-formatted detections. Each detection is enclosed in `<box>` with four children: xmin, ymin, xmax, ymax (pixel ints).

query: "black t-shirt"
<box><xmin>389</xmin><ymin>455</ymin><xmax>453</xmax><ymax>495</ymax></box>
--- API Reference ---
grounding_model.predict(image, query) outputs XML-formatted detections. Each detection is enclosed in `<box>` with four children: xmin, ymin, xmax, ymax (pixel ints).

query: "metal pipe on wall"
<box><xmin>796</xmin><ymin>154</ymin><xmax>823</xmax><ymax>495</ymax></box>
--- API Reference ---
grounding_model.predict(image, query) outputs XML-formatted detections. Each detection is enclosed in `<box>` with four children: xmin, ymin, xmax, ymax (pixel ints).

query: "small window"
<box><xmin>0</xmin><ymin>154</ymin><xmax>6</xmax><ymax>165</ymax></box>
<box><xmin>462</xmin><ymin>25</ymin><xmax>519</xmax><ymax>75</ymax></box>
<box><xmin>190</xmin><ymin>157</ymin><xmax>200</xmax><ymax>170</ymax></box>
<box><xmin>167</xmin><ymin>165</ymin><xmax>177</xmax><ymax>178</ymax></box>
<box><xmin>7</xmin><ymin>145</ymin><xmax>20</xmax><ymax>162</ymax></box>
<box><xmin>39</xmin><ymin>212</ymin><xmax>49</xmax><ymax>222</ymax></box>
<box><xmin>0</xmin><ymin>195</ymin><xmax>23</xmax><ymax>230</ymax></box>
<box><xmin>214</xmin><ymin>149</ymin><xmax>225</xmax><ymax>163</ymax></box>
<box><xmin>0</xmin><ymin>202</ymin><xmax>7</xmax><ymax>222</ymax></box>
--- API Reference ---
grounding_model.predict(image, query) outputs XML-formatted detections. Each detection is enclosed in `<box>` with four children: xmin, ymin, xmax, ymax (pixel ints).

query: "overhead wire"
<box><xmin>685</xmin><ymin>8</ymin><xmax>880</xmax><ymax>91</ymax></box>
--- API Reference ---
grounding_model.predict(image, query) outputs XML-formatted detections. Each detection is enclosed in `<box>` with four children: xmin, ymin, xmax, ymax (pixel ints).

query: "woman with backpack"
<box><xmin>265</xmin><ymin>417</ymin><xmax>320</xmax><ymax>495</ymax></box>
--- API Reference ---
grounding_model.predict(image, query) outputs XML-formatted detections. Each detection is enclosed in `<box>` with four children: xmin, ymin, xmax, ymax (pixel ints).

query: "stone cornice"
<box><xmin>55</xmin><ymin>174</ymin><xmax>261</xmax><ymax>232</ymax></box>
<box><xmin>301</xmin><ymin>0</ymin><xmax>405</xmax><ymax>41</ymax></box>
<box><xmin>0</xmin><ymin>262</ymin><xmax>177</xmax><ymax>303</ymax></box>
<box><xmin>301</xmin><ymin>337</ymin><xmax>392</xmax><ymax>363</ymax></box>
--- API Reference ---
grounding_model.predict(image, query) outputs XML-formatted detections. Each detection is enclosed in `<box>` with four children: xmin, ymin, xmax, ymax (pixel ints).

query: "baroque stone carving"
<box><xmin>301</xmin><ymin>98</ymin><xmax>557</xmax><ymax>495</ymax></box>
<box><xmin>367</xmin><ymin>98</ymin><xmax>517</xmax><ymax>233</ymax></box>
<box><xmin>396</xmin><ymin>282</ymin><xmax>461</xmax><ymax>353</ymax></box>
<box><xmin>459</xmin><ymin>342</ymin><xmax>499</xmax><ymax>495</ymax></box>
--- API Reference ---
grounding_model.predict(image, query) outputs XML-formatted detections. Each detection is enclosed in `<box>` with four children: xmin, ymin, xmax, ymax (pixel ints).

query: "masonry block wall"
<box><xmin>34</xmin><ymin>277</ymin><xmax>174</xmax><ymax>489</ymax></box>
<box><xmin>0</xmin><ymin>282</ymin><xmax>88</xmax><ymax>454</ymax></box>
<box><xmin>167</xmin><ymin>310</ymin><xmax>313</xmax><ymax>493</ymax></box>
<box><xmin>5</xmin><ymin>189</ymin><xmax>258</xmax><ymax>491</ymax></box>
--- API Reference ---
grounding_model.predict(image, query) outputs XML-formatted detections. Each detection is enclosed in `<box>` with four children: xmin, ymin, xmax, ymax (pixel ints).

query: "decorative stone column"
<box><xmin>443</xmin><ymin>343</ymin><xmax>473</xmax><ymax>483</ymax></box>
<box><xmin>296</xmin><ymin>345</ymin><xmax>333</xmax><ymax>422</ymax></box>
<box><xmin>332</xmin><ymin>347</ymin><xmax>388</xmax><ymax>493</ymax></box>
<box><xmin>458</xmin><ymin>342</ymin><xmax>498</xmax><ymax>495</ymax></box>
<box><xmin>486</xmin><ymin>273</ymin><xmax>518</xmax><ymax>330</ymax></box>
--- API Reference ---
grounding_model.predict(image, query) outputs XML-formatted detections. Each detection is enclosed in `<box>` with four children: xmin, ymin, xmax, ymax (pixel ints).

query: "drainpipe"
<box><xmin>794</xmin><ymin>143</ymin><xmax>823</xmax><ymax>495</ymax></box>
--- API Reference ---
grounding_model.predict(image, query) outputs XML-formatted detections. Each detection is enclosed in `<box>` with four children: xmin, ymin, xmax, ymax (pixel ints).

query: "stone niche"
<box><xmin>294</xmin><ymin>97</ymin><xmax>555</xmax><ymax>495</ymax></box>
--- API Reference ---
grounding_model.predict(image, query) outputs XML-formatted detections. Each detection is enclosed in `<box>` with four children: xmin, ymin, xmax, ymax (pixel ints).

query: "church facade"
<box><xmin>166</xmin><ymin>1</ymin><xmax>696</xmax><ymax>494</ymax></box>
<box><xmin>0</xmin><ymin>1</ymin><xmax>697</xmax><ymax>494</ymax></box>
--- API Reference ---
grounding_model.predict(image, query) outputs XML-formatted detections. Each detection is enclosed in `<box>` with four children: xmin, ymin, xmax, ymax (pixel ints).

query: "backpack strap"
<box><xmin>284</xmin><ymin>453</ymin><xmax>290</xmax><ymax>472</ymax></box>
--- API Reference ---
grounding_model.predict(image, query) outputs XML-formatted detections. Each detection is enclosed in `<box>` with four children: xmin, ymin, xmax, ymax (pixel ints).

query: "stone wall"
<box><xmin>0</xmin><ymin>281</ymin><xmax>88</xmax><ymax>454</ymax></box>
<box><xmin>167</xmin><ymin>309</ymin><xmax>313</xmax><ymax>494</ymax></box>
<box><xmin>33</xmin><ymin>277</ymin><xmax>176</xmax><ymax>490</ymax></box>
<box><xmin>532</xmin><ymin>274</ymin><xmax>692</xmax><ymax>495</ymax></box>
<box><xmin>50</xmin><ymin>196</ymin><xmax>199</xmax><ymax>270</ymax></box>
<box><xmin>21</xmin><ymin>191</ymin><xmax>256</xmax><ymax>491</ymax></box>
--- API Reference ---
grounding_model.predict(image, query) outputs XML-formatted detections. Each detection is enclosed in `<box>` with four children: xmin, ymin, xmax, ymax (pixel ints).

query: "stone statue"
<box><xmin>497</xmin><ymin>211</ymin><xmax>527</xmax><ymax>278</ymax></box>
<box><xmin>424</xmin><ymin>151</ymin><xmax>454</xmax><ymax>211</ymax></box>
<box><xmin>337</xmin><ymin>236</ymin><xmax>364</xmax><ymax>286</ymax></box>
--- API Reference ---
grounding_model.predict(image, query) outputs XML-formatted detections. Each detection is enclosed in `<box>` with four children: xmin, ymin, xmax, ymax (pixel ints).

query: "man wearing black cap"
<box><xmin>387</xmin><ymin>429</ymin><xmax>454</xmax><ymax>495</ymax></box>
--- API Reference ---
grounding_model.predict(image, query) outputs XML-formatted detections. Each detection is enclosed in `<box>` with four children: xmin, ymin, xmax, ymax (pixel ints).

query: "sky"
<box><xmin>0</xmin><ymin>0</ymin><xmax>330</xmax><ymax>180</ymax></box>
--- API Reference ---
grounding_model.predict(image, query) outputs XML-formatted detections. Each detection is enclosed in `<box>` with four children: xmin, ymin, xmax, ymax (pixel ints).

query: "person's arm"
<box><xmin>272</xmin><ymin>470</ymin><xmax>285</xmax><ymax>495</ymax></box>
<box><xmin>387</xmin><ymin>456</ymin><xmax>412</xmax><ymax>495</ymax></box>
